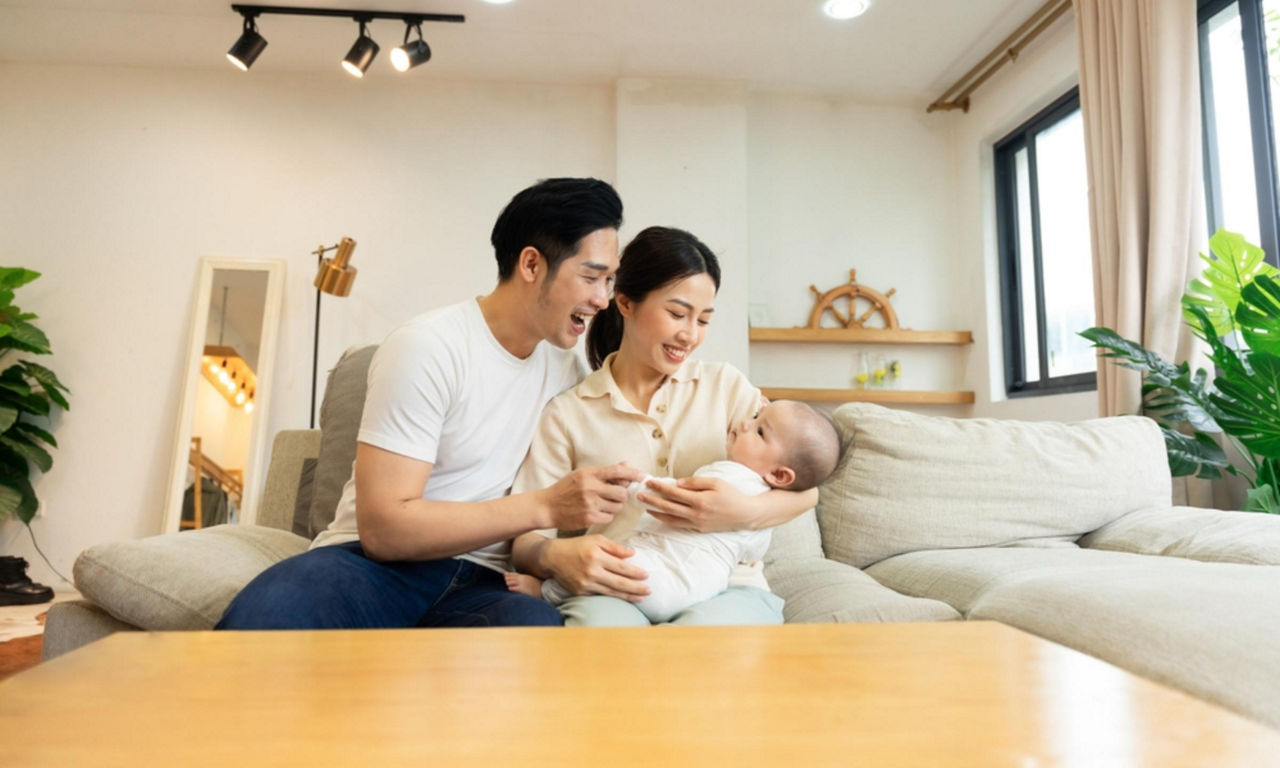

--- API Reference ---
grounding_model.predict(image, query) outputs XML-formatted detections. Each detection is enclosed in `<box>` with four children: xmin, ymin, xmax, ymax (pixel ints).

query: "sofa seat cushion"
<box><xmin>968</xmin><ymin>558</ymin><xmax>1280</xmax><ymax>730</ymax></box>
<box><xmin>865</xmin><ymin>546</ymin><xmax>1128</xmax><ymax>615</ymax></box>
<box><xmin>818</xmin><ymin>403</ymin><xmax>1171</xmax><ymax>569</ymax></box>
<box><xmin>767</xmin><ymin>557</ymin><xmax>961</xmax><ymax>623</ymax></box>
<box><xmin>74</xmin><ymin>525</ymin><xmax>310</xmax><ymax>630</ymax></box>
<box><xmin>1080</xmin><ymin>505</ymin><xmax>1280</xmax><ymax>565</ymax></box>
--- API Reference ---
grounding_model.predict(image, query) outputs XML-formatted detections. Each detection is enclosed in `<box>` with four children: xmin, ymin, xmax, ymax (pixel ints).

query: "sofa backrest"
<box><xmin>303</xmin><ymin>344</ymin><xmax>378</xmax><ymax>538</ymax></box>
<box><xmin>816</xmin><ymin>402</ymin><xmax>1172</xmax><ymax>569</ymax></box>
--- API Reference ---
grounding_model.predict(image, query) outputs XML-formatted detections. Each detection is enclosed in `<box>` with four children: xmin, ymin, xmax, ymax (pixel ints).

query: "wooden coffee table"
<box><xmin>1</xmin><ymin>621</ymin><xmax>1276</xmax><ymax>765</ymax></box>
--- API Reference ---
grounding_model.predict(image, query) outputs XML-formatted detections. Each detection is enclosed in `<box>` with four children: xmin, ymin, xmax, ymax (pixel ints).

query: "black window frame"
<box><xmin>1199</xmin><ymin>0</ymin><xmax>1280</xmax><ymax>266</ymax></box>
<box><xmin>994</xmin><ymin>87</ymin><xmax>1097</xmax><ymax>398</ymax></box>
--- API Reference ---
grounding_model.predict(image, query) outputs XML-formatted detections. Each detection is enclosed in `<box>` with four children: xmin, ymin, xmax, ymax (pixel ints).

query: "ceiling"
<box><xmin>0</xmin><ymin>0</ymin><xmax>1065</xmax><ymax>104</ymax></box>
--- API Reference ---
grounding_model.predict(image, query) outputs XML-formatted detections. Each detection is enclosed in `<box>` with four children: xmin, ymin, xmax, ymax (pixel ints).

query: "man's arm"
<box><xmin>356</xmin><ymin>443</ymin><xmax>639</xmax><ymax>562</ymax></box>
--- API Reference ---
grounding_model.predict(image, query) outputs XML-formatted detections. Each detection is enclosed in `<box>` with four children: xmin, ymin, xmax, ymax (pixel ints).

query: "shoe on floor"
<box><xmin>0</xmin><ymin>555</ymin><xmax>53</xmax><ymax>606</ymax></box>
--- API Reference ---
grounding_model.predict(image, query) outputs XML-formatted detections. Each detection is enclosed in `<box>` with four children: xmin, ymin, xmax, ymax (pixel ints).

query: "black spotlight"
<box><xmin>341</xmin><ymin>21</ymin><xmax>379</xmax><ymax>78</ymax></box>
<box><xmin>227</xmin><ymin>15</ymin><xmax>268</xmax><ymax>71</ymax></box>
<box><xmin>390</xmin><ymin>22</ymin><xmax>432</xmax><ymax>72</ymax></box>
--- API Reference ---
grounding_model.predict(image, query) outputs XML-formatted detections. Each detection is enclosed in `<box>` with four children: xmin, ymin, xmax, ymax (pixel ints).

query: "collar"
<box><xmin>577</xmin><ymin>352</ymin><xmax>703</xmax><ymax>401</ymax></box>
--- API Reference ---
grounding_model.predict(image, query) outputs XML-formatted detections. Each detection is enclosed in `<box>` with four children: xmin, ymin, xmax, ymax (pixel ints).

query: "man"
<box><xmin>217</xmin><ymin>177</ymin><xmax>642</xmax><ymax>629</ymax></box>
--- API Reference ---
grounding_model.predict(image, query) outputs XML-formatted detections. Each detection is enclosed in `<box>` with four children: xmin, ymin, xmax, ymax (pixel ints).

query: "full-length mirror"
<box><xmin>162</xmin><ymin>258</ymin><xmax>285</xmax><ymax>534</ymax></box>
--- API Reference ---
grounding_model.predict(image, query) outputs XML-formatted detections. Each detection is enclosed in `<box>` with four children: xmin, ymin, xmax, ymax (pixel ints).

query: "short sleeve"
<box><xmin>511</xmin><ymin>397</ymin><xmax>578</xmax><ymax>538</ymax></box>
<box><xmin>355</xmin><ymin>324</ymin><xmax>457</xmax><ymax>464</ymax></box>
<box><xmin>721</xmin><ymin>363</ymin><xmax>763</xmax><ymax>435</ymax></box>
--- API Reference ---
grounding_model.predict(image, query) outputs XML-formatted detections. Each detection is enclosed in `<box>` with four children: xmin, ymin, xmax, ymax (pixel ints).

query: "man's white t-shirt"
<box><xmin>311</xmin><ymin>299</ymin><xmax>585</xmax><ymax>573</ymax></box>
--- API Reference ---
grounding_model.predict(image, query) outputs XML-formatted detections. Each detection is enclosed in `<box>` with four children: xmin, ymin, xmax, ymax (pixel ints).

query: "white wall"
<box><xmin>745</xmin><ymin>92</ymin><xmax>967</xmax><ymax>416</ymax></box>
<box><xmin>616</xmin><ymin>79</ymin><xmax>750</xmax><ymax>369</ymax></box>
<box><xmin>944</xmin><ymin>18</ymin><xmax>1096</xmax><ymax>421</ymax></box>
<box><xmin>0</xmin><ymin>62</ymin><xmax>615</xmax><ymax>585</ymax></box>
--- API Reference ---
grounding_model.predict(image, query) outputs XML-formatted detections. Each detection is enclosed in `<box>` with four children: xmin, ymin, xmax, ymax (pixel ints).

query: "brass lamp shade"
<box><xmin>314</xmin><ymin>237</ymin><xmax>357</xmax><ymax>296</ymax></box>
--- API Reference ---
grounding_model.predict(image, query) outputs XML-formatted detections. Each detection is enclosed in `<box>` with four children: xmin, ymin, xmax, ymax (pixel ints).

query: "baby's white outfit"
<box><xmin>540</xmin><ymin>460</ymin><xmax>771</xmax><ymax>622</ymax></box>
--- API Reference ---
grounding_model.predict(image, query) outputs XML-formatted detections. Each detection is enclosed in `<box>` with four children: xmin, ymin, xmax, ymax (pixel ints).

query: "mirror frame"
<box><xmin>161</xmin><ymin>257</ymin><xmax>286</xmax><ymax>534</ymax></box>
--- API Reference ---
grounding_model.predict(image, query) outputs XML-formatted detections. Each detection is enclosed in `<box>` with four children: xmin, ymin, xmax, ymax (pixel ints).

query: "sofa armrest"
<box><xmin>257</xmin><ymin>429</ymin><xmax>322</xmax><ymax>533</ymax></box>
<box><xmin>1079</xmin><ymin>505</ymin><xmax>1280</xmax><ymax>565</ymax></box>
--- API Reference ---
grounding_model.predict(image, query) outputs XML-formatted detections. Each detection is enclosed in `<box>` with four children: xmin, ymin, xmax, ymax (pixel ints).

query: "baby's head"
<box><xmin>725</xmin><ymin>400</ymin><xmax>841</xmax><ymax>490</ymax></box>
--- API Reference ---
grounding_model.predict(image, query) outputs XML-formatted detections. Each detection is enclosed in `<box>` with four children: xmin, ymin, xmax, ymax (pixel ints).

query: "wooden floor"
<box><xmin>0</xmin><ymin>591</ymin><xmax>79</xmax><ymax>679</ymax></box>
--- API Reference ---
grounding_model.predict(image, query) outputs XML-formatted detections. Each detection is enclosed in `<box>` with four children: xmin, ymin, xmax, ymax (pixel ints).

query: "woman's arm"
<box><xmin>509</xmin><ymin>400</ymin><xmax>649</xmax><ymax>599</ymax></box>
<box><xmin>637</xmin><ymin>476</ymin><xmax>818</xmax><ymax>533</ymax></box>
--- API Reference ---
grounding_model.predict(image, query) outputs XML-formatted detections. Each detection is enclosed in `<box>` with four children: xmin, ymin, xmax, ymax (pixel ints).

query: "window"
<box><xmin>994</xmin><ymin>89</ymin><xmax>1098</xmax><ymax>397</ymax></box>
<box><xmin>1199</xmin><ymin>0</ymin><xmax>1280</xmax><ymax>264</ymax></box>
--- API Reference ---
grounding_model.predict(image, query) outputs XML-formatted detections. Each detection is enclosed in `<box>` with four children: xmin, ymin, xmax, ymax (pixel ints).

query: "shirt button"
<box><xmin>655</xmin><ymin>404</ymin><xmax>667</xmax><ymax>413</ymax></box>
<box><xmin>652</xmin><ymin>428</ymin><xmax>663</xmax><ymax>439</ymax></box>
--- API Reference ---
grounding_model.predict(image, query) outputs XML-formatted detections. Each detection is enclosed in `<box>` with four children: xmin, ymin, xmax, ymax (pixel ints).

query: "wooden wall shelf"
<box><xmin>749</xmin><ymin>327</ymin><xmax>973</xmax><ymax>345</ymax></box>
<box><xmin>761</xmin><ymin>387</ymin><xmax>975</xmax><ymax>405</ymax></box>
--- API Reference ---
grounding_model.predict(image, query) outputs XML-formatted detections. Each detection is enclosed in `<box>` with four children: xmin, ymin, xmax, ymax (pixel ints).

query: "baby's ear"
<box><xmin>768</xmin><ymin>466</ymin><xmax>796</xmax><ymax>488</ymax></box>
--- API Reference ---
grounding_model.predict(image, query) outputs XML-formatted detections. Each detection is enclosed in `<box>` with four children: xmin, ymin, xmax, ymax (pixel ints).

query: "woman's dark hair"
<box><xmin>586</xmin><ymin>226</ymin><xmax>721</xmax><ymax>370</ymax></box>
<box><xmin>490</xmin><ymin>178</ymin><xmax>623</xmax><ymax>282</ymax></box>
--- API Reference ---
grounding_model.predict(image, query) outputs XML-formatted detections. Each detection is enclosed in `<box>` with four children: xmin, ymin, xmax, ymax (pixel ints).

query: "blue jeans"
<box><xmin>559</xmin><ymin>586</ymin><xmax>785</xmax><ymax>627</ymax></box>
<box><xmin>215</xmin><ymin>542</ymin><xmax>563</xmax><ymax>630</ymax></box>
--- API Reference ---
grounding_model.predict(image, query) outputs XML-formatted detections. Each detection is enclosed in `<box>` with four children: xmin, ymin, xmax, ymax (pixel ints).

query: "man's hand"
<box><xmin>638</xmin><ymin>475</ymin><xmax>756</xmax><ymax>533</ymax></box>
<box><xmin>542</xmin><ymin>535</ymin><xmax>650</xmax><ymax>601</ymax></box>
<box><xmin>539</xmin><ymin>462</ymin><xmax>643</xmax><ymax>531</ymax></box>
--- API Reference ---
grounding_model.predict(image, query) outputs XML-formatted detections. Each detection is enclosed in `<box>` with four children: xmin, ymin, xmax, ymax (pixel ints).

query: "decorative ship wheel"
<box><xmin>807</xmin><ymin>269</ymin><xmax>899</xmax><ymax>329</ymax></box>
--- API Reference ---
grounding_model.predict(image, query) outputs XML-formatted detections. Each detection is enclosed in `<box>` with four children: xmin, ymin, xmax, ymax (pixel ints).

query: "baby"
<box><xmin>505</xmin><ymin>400</ymin><xmax>841</xmax><ymax>623</ymax></box>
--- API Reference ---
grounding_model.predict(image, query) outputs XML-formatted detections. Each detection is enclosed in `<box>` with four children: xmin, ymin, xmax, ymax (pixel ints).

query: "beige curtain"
<box><xmin>1074</xmin><ymin>0</ymin><xmax>1211</xmax><ymax>505</ymax></box>
<box><xmin>1074</xmin><ymin>0</ymin><xmax>1207</xmax><ymax>416</ymax></box>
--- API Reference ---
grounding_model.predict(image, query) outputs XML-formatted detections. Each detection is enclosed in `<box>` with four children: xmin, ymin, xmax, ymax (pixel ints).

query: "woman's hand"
<box><xmin>640</xmin><ymin>477</ymin><xmax>819</xmax><ymax>533</ymax></box>
<box><xmin>638</xmin><ymin>475</ymin><xmax>756</xmax><ymax>533</ymax></box>
<box><xmin>542</xmin><ymin>534</ymin><xmax>650</xmax><ymax>602</ymax></box>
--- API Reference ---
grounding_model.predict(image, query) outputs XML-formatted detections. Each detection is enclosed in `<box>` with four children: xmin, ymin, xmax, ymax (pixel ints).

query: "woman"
<box><xmin>509</xmin><ymin>226</ymin><xmax>817</xmax><ymax>625</ymax></box>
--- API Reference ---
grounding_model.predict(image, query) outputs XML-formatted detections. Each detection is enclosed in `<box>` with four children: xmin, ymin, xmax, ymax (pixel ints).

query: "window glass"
<box><xmin>1033</xmin><ymin>110</ymin><xmax>1096</xmax><ymax>378</ymax></box>
<box><xmin>1204</xmin><ymin>2</ymin><xmax>1263</xmax><ymax>241</ymax></box>
<box><xmin>1014</xmin><ymin>147</ymin><xmax>1041</xmax><ymax>383</ymax></box>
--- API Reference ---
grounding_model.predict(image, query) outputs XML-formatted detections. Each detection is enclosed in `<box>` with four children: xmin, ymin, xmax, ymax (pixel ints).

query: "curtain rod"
<box><xmin>927</xmin><ymin>0</ymin><xmax>1073</xmax><ymax>114</ymax></box>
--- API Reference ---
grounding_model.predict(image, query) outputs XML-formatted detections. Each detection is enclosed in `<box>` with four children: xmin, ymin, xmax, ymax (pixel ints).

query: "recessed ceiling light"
<box><xmin>823</xmin><ymin>0</ymin><xmax>870</xmax><ymax>20</ymax></box>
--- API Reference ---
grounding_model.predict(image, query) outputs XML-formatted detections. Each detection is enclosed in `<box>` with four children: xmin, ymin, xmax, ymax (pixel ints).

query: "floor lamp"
<box><xmin>311</xmin><ymin>237</ymin><xmax>357</xmax><ymax>428</ymax></box>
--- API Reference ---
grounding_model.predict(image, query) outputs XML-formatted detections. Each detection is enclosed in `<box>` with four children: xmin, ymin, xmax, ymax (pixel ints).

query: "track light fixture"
<box><xmin>227</xmin><ymin>5</ymin><xmax>464</xmax><ymax>76</ymax></box>
<box><xmin>341</xmin><ymin>20</ymin><xmax>379</xmax><ymax>78</ymax></box>
<box><xmin>391</xmin><ymin>22</ymin><xmax>432</xmax><ymax>72</ymax></box>
<box><xmin>227</xmin><ymin>14</ymin><xmax>268</xmax><ymax>71</ymax></box>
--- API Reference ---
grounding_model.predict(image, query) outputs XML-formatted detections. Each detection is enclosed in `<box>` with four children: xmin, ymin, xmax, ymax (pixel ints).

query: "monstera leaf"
<box><xmin>1236</xmin><ymin>273</ymin><xmax>1280</xmax><ymax>358</ymax></box>
<box><xmin>1162</xmin><ymin>427</ymin><xmax>1229</xmax><ymax>479</ymax></box>
<box><xmin>1182</xmin><ymin>229</ymin><xmax>1279</xmax><ymax>339</ymax></box>
<box><xmin>1079</xmin><ymin>326</ymin><xmax>1220</xmax><ymax>432</ymax></box>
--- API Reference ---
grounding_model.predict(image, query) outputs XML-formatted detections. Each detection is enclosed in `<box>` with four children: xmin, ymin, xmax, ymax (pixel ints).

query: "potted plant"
<box><xmin>0</xmin><ymin>267</ymin><xmax>71</xmax><ymax>603</ymax></box>
<box><xmin>1081</xmin><ymin>229</ymin><xmax>1280</xmax><ymax>514</ymax></box>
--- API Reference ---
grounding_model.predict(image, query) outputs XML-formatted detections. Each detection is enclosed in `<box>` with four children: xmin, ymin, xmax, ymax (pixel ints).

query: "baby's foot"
<box><xmin>504</xmin><ymin>572</ymin><xmax>544</xmax><ymax>598</ymax></box>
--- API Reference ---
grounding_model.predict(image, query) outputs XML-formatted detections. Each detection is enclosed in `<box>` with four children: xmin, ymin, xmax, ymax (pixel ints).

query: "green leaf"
<box><xmin>1162</xmin><ymin>427</ymin><xmax>1229</xmax><ymax>478</ymax></box>
<box><xmin>1080</xmin><ymin>326</ymin><xmax>1220</xmax><ymax>431</ymax></box>
<box><xmin>0</xmin><ymin>268</ymin><xmax>41</xmax><ymax>292</ymax></box>
<box><xmin>1237</xmin><ymin>274</ymin><xmax>1280</xmax><ymax>357</ymax></box>
<box><xmin>20</xmin><ymin>361</ymin><xmax>69</xmax><ymax>410</ymax></box>
<box><xmin>0</xmin><ymin>318</ymin><xmax>50</xmax><ymax>355</ymax></box>
<box><xmin>0</xmin><ymin>434</ymin><xmax>51</xmax><ymax>473</ymax></box>
<box><xmin>0</xmin><ymin>472</ymin><xmax>37</xmax><ymax>525</ymax></box>
<box><xmin>0</xmin><ymin>404</ymin><xmax>16</xmax><ymax>433</ymax></box>
<box><xmin>1210</xmin><ymin>350</ymin><xmax>1280</xmax><ymax>459</ymax></box>
<box><xmin>1243</xmin><ymin>484</ymin><xmax>1280</xmax><ymax>514</ymax></box>
<box><xmin>13</xmin><ymin>421</ymin><xmax>55</xmax><ymax>448</ymax></box>
<box><xmin>1181</xmin><ymin>229</ymin><xmax>1279</xmax><ymax>338</ymax></box>
<box><xmin>0</xmin><ymin>376</ymin><xmax>30</xmax><ymax>398</ymax></box>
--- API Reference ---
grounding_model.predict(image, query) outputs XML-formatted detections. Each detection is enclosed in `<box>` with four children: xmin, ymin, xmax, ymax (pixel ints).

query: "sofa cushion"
<box><xmin>767</xmin><ymin>556</ymin><xmax>961</xmax><ymax>623</ymax></box>
<box><xmin>967</xmin><ymin>557</ymin><xmax>1280</xmax><ymax>730</ymax></box>
<box><xmin>307</xmin><ymin>344</ymin><xmax>377</xmax><ymax>537</ymax></box>
<box><xmin>865</xmin><ymin>545</ymin><xmax>1145</xmax><ymax>616</ymax></box>
<box><xmin>818</xmin><ymin>403</ymin><xmax>1171</xmax><ymax>569</ymax></box>
<box><xmin>1080</xmin><ymin>505</ymin><xmax>1280</xmax><ymax>565</ymax></box>
<box><xmin>73</xmin><ymin>525</ymin><xmax>310</xmax><ymax>630</ymax></box>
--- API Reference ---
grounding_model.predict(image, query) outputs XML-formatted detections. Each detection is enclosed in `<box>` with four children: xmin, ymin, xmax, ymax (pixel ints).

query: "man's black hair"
<box><xmin>490</xmin><ymin>178</ymin><xmax>624</xmax><ymax>282</ymax></box>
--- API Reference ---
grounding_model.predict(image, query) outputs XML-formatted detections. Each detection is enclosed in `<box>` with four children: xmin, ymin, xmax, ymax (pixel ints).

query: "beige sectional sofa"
<box><xmin>44</xmin><ymin>347</ymin><xmax>1280</xmax><ymax>730</ymax></box>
